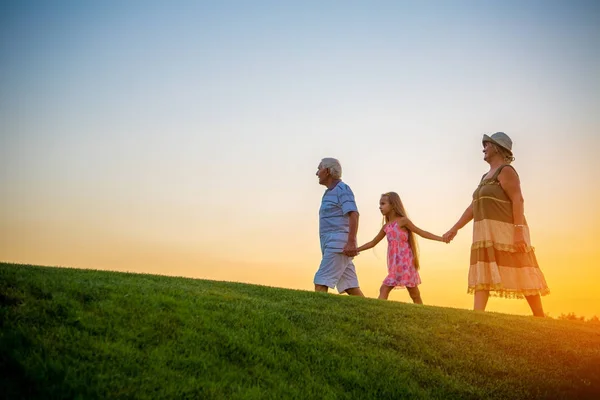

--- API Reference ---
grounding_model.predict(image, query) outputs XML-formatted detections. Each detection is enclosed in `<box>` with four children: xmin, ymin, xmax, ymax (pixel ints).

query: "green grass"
<box><xmin>1</xmin><ymin>263</ymin><xmax>599</xmax><ymax>399</ymax></box>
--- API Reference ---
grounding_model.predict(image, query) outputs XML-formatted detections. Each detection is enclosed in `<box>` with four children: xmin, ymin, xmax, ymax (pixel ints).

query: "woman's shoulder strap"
<box><xmin>493</xmin><ymin>164</ymin><xmax>518</xmax><ymax>180</ymax></box>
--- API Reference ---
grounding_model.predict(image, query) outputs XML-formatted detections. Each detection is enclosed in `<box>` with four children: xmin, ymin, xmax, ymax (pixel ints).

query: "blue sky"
<box><xmin>2</xmin><ymin>1</ymin><xmax>599</xmax><ymax>316</ymax></box>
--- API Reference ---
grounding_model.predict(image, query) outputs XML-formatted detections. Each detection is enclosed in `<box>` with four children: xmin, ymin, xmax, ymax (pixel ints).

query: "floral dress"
<box><xmin>383</xmin><ymin>220</ymin><xmax>421</xmax><ymax>288</ymax></box>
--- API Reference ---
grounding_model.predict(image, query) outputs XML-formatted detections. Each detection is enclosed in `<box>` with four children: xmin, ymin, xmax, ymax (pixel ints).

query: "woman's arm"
<box><xmin>498</xmin><ymin>166</ymin><xmax>527</xmax><ymax>252</ymax></box>
<box><xmin>400</xmin><ymin>218</ymin><xmax>443</xmax><ymax>242</ymax></box>
<box><xmin>443</xmin><ymin>203</ymin><xmax>474</xmax><ymax>242</ymax></box>
<box><xmin>356</xmin><ymin>228</ymin><xmax>386</xmax><ymax>252</ymax></box>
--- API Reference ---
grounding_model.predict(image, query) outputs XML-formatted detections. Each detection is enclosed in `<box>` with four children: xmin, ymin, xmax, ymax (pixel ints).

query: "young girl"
<box><xmin>356</xmin><ymin>192</ymin><xmax>444</xmax><ymax>303</ymax></box>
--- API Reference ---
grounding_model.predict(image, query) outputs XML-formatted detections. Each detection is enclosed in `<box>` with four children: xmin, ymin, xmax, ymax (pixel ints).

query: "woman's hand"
<box><xmin>443</xmin><ymin>228</ymin><xmax>457</xmax><ymax>243</ymax></box>
<box><xmin>514</xmin><ymin>227</ymin><xmax>527</xmax><ymax>252</ymax></box>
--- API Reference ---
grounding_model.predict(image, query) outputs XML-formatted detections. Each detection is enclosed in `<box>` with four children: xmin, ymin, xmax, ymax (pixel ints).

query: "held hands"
<box><xmin>442</xmin><ymin>228</ymin><xmax>458</xmax><ymax>243</ymax></box>
<box><xmin>343</xmin><ymin>239</ymin><xmax>358</xmax><ymax>257</ymax></box>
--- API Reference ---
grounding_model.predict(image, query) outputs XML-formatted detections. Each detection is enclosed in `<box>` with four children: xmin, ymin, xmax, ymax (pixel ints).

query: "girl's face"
<box><xmin>379</xmin><ymin>196</ymin><xmax>392</xmax><ymax>216</ymax></box>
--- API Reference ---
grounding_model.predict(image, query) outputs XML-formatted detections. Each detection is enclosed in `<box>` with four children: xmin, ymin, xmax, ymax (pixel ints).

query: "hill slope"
<box><xmin>1</xmin><ymin>263</ymin><xmax>599</xmax><ymax>399</ymax></box>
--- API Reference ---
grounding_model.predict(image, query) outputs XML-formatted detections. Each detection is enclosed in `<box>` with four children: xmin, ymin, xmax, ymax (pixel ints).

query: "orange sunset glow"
<box><xmin>2</xmin><ymin>1</ymin><xmax>599</xmax><ymax>318</ymax></box>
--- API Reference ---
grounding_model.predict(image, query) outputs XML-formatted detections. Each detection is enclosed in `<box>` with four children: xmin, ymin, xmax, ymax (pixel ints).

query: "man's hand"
<box><xmin>343</xmin><ymin>239</ymin><xmax>358</xmax><ymax>257</ymax></box>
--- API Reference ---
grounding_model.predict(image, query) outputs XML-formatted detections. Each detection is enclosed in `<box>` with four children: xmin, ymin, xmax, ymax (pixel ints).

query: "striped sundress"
<box><xmin>469</xmin><ymin>165</ymin><xmax>549</xmax><ymax>298</ymax></box>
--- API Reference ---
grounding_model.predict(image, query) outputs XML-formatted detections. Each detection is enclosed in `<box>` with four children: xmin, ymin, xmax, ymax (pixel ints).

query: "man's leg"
<box><xmin>314</xmin><ymin>251</ymin><xmax>341</xmax><ymax>293</ymax></box>
<box><xmin>315</xmin><ymin>284</ymin><xmax>329</xmax><ymax>293</ymax></box>
<box><xmin>338</xmin><ymin>256</ymin><xmax>364</xmax><ymax>296</ymax></box>
<box><xmin>345</xmin><ymin>287</ymin><xmax>364</xmax><ymax>297</ymax></box>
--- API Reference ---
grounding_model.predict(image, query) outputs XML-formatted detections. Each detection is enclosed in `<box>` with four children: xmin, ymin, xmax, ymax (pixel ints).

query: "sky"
<box><xmin>1</xmin><ymin>0</ymin><xmax>599</xmax><ymax>318</ymax></box>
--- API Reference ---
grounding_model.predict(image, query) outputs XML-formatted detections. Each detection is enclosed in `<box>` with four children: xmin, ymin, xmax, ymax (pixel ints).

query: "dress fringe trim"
<box><xmin>467</xmin><ymin>284</ymin><xmax>550</xmax><ymax>299</ymax></box>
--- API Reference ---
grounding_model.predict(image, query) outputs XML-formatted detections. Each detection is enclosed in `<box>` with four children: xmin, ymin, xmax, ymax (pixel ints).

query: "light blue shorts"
<box><xmin>314</xmin><ymin>250</ymin><xmax>360</xmax><ymax>294</ymax></box>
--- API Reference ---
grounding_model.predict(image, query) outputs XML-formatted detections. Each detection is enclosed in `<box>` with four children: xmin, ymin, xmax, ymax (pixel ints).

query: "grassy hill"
<box><xmin>1</xmin><ymin>263</ymin><xmax>599</xmax><ymax>399</ymax></box>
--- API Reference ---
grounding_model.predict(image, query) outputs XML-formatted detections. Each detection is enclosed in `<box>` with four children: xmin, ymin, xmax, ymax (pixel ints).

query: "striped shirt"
<box><xmin>319</xmin><ymin>181</ymin><xmax>359</xmax><ymax>251</ymax></box>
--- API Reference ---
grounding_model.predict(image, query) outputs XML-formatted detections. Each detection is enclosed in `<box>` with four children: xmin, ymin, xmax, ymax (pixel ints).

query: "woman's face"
<box><xmin>482</xmin><ymin>141</ymin><xmax>496</xmax><ymax>162</ymax></box>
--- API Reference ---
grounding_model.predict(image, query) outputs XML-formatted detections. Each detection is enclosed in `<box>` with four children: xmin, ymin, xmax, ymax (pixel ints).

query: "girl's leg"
<box><xmin>378</xmin><ymin>285</ymin><xmax>393</xmax><ymax>300</ymax></box>
<box><xmin>525</xmin><ymin>294</ymin><xmax>545</xmax><ymax>317</ymax></box>
<box><xmin>474</xmin><ymin>290</ymin><xmax>490</xmax><ymax>311</ymax></box>
<box><xmin>406</xmin><ymin>287</ymin><xmax>423</xmax><ymax>304</ymax></box>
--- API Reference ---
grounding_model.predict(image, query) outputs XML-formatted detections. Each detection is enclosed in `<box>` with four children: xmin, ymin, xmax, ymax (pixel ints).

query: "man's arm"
<box><xmin>343</xmin><ymin>211</ymin><xmax>359</xmax><ymax>256</ymax></box>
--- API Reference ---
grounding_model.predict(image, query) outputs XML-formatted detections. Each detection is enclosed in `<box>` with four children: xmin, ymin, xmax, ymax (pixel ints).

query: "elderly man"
<box><xmin>314</xmin><ymin>157</ymin><xmax>364</xmax><ymax>296</ymax></box>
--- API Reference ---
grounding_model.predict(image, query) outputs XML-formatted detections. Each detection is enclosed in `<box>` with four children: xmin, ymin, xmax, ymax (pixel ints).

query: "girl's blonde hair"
<box><xmin>381</xmin><ymin>192</ymin><xmax>420</xmax><ymax>270</ymax></box>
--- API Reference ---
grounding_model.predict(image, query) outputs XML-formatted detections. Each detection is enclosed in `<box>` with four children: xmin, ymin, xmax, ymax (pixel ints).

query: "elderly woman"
<box><xmin>314</xmin><ymin>157</ymin><xmax>364</xmax><ymax>296</ymax></box>
<box><xmin>443</xmin><ymin>132</ymin><xmax>549</xmax><ymax>316</ymax></box>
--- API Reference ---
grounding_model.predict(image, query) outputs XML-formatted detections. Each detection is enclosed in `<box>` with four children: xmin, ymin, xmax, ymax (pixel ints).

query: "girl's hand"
<box><xmin>343</xmin><ymin>239</ymin><xmax>358</xmax><ymax>257</ymax></box>
<box><xmin>443</xmin><ymin>228</ymin><xmax>457</xmax><ymax>243</ymax></box>
<box><xmin>514</xmin><ymin>227</ymin><xmax>527</xmax><ymax>252</ymax></box>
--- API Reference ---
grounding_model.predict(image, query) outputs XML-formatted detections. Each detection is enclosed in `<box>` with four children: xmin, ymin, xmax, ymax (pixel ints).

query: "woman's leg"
<box><xmin>378</xmin><ymin>285</ymin><xmax>393</xmax><ymax>300</ymax></box>
<box><xmin>406</xmin><ymin>287</ymin><xmax>423</xmax><ymax>304</ymax></box>
<box><xmin>474</xmin><ymin>290</ymin><xmax>490</xmax><ymax>311</ymax></box>
<box><xmin>525</xmin><ymin>294</ymin><xmax>545</xmax><ymax>317</ymax></box>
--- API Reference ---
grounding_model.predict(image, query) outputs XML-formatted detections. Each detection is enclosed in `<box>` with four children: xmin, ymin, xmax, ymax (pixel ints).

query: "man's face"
<box><xmin>316</xmin><ymin>164</ymin><xmax>329</xmax><ymax>185</ymax></box>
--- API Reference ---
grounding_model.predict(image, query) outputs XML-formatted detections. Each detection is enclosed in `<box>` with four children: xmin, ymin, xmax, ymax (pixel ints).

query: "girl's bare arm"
<box><xmin>401</xmin><ymin>217</ymin><xmax>444</xmax><ymax>242</ymax></box>
<box><xmin>356</xmin><ymin>228</ymin><xmax>386</xmax><ymax>252</ymax></box>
